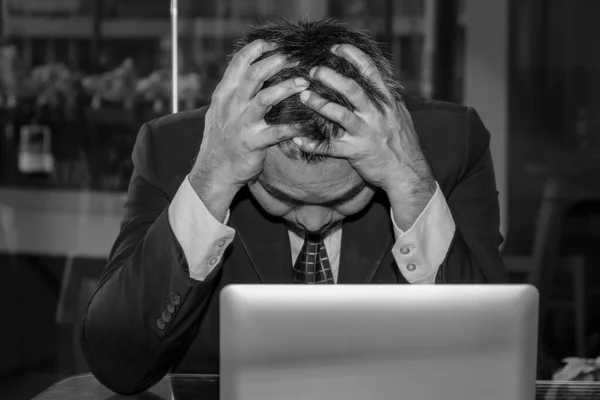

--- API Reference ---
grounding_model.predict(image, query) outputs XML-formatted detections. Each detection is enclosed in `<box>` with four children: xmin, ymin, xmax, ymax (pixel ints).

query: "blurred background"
<box><xmin>1</xmin><ymin>0</ymin><xmax>600</xmax><ymax>397</ymax></box>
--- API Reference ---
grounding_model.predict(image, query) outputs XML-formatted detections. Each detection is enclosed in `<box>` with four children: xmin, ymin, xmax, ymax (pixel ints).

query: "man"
<box><xmin>81</xmin><ymin>19</ymin><xmax>507</xmax><ymax>395</ymax></box>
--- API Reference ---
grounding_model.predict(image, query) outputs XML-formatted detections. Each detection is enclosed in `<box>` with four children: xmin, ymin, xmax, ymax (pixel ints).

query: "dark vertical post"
<box><xmin>0</xmin><ymin>0</ymin><xmax>4</xmax><ymax>37</ymax></box>
<box><xmin>432</xmin><ymin>0</ymin><xmax>459</xmax><ymax>101</ymax></box>
<box><xmin>385</xmin><ymin>0</ymin><xmax>394</xmax><ymax>54</ymax></box>
<box><xmin>91</xmin><ymin>0</ymin><xmax>103</xmax><ymax>72</ymax></box>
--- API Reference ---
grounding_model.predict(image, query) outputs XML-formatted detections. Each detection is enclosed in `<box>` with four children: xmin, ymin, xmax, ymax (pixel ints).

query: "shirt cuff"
<box><xmin>168</xmin><ymin>175</ymin><xmax>236</xmax><ymax>281</ymax></box>
<box><xmin>390</xmin><ymin>182</ymin><xmax>456</xmax><ymax>284</ymax></box>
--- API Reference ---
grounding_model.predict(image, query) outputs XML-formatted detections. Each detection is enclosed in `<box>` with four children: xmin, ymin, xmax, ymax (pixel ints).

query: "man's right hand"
<box><xmin>190</xmin><ymin>40</ymin><xmax>308</xmax><ymax>222</ymax></box>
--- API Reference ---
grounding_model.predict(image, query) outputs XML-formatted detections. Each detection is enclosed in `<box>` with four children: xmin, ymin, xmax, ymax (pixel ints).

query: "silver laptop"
<box><xmin>220</xmin><ymin>285</ymin><xmax>538</xmax><ymax>400</ymax></box>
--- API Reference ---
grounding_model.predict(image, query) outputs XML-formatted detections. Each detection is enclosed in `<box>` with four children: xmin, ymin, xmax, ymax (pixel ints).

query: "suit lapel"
<box><xmin>338</xmin><ymin>191</ymin><xmax>396</xmax><ymax>283</ymax></box>
<box><xmin>229</xmin><ymin>188</ymin><xmax>295</xmax><ymax>283</ymax></box>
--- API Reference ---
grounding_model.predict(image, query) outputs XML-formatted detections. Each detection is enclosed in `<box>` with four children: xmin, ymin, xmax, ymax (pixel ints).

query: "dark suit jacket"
<box><xmin>81</xmin><ymin>96</ymin><xmax>508</xmax><ymax>395</ymax></box>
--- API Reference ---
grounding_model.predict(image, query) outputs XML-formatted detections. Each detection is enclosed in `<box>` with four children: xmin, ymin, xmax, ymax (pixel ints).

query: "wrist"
<box><xmin>189</xmin><ymin>167</ymin><xmax>239</xmax><ymax>223</ymax></box>
<box><xmin>386</xmin><ymin>175</ymin><xmax>436</xmax><ymax>231</ymax></box>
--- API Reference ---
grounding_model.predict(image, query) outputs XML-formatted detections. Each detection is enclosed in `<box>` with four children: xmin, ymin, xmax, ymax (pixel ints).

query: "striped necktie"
<box><xmin>293</xmin><ymin>233</ymin><xmax>335</xmax><ymax>284</ymax></box>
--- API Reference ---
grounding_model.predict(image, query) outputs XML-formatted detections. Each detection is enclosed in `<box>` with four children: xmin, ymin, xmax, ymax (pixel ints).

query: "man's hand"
<box><xmin>191</xmin><ymin>40</ymin><xmax>308</xmax><ymax>222</ymax></box>
<box><xmin>294</xmin><ymin>44</ymin><xmax>436</xmax><ymax>230</ymax></box>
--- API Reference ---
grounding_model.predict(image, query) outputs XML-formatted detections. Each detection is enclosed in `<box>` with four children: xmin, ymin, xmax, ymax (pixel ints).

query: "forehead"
<box><xmin>261</xmin><ymin>146</ymin><xmax>363</xmax><ymax>202</ymax></box>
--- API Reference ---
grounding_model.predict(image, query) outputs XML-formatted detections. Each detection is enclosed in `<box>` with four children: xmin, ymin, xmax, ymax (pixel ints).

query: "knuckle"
<box><xmin>341</xmin><ymin>109</ymin><xmax>352</xmax><ymax>122</ymax></box>
<box><xmin>237</xmin><ymin>40</ymin><xmax>265</xmax><ymax>62</ymax></box>
<box><xmin>250</xmin><ymin>40</ymin><xmax>272</xmax><ymax>59</ymax></box>
<box><xmin>315</xmin><ymin>99</ymin><xmax>329</xmax><ymax>111</ymax></box>
<box><xmin>346</xmin><ymin>80</ymin><xmax>361</xmax><ymax>96</ymax></box>
<box><xmin>363</xmin><ymin>60</ymin><xmax>375</xmax><ymax>74</ymax></box>
<box><xmin>232</xmin><ymin>49</ymin><xmax>246</xmax><ymax>63</ymax></box>
<box><xmin>342</xmin><ymin>111</ymin><xmax>355</xmax><ymax>127</ymax></box>
<box><xmin>337</xmin><ymin>44</ymin><xmax>350</xmax><ymax>54</ymax></box>
<box><xmin>273</xmin><ymin>54</ymin><xmax>286</xmax><ymax>67</ymax></box>
<box><xmin>245</xmin><ymin>65</ymin><xmax>261</xmax><ymax>81</ymax></box>
<box><xmin>265</xmin><ymin>54</ymin><xmax>286</xmax><ymax>73</ymax></box>
<box><xmin>255</xmin><ymin>92</ymin><xmax>270</xmax><ymax>108</ymax></box>
<box><xmin>341</xmin><ymin>111</ymin><xmax>358</xmax><ymax>129</ymax></box>
<box><xmin>240</xmin><ymin>137</ymin><xmax>252</xmax><ymax>151</ymax></box>
<box><xmin>358</xmin><ymin>56</ymin><xmax>376</xmax><ymax>75</ymax></box>
<box><xmin>253</xmin><ymin>39</ymin><xmax>268</xmax><ymax>51</ymax></box>
<box><xmin>272</xmin><ymin>128</ymin><xmax>285</xmax><ymax>141</ymax></box>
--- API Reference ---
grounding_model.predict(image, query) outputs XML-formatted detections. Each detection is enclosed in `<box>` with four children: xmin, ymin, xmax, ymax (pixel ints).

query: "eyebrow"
<box><xmin>260</xmin><ymin>180</ymin><xmax>366</xmax><ymax>206</ymax></box>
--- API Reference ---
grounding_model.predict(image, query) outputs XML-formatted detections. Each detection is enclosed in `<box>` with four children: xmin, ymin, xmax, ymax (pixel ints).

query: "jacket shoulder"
<box><xmin>140</xmin><ymin>106</ymin><xmax>209</xmax><ymax>197</ymax></box>
<box><xmin>404</xmin><ymin>96</ymin><xmax>491</xmax><ymax>187</ymax></box>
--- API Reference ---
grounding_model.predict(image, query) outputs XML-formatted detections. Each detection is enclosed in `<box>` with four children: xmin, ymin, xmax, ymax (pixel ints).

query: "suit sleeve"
<box><xmin>80</xmin><ymin>122</ymin><xmax>222</xmax><ymax>395</ymax></box>
<box><xmin>169</xmin><ymin>175</ymin><xmax>236</xmax><ymax>281</ymax></box>
<box><xmin>435</xmin><ymin>107</ymin><xmax>508</xmax><ymax>284</ymax></box>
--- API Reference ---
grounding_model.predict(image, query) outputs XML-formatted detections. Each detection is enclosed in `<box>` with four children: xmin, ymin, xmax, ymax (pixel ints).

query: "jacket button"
<box><xmin>170</xmin><ymin>293</ymin><xmax>181</xmax><ymax>305</ymax></box>
<box><xmin>157</xmin><ymin>318</ymin><xmax>166</xmax><ymax>330</ymax></box>
<box><xmin>166</xmin><ymin>301</ymin><xmax>175</xmax><ymax>313</ymax></box>
<box><xmin>162</xmin><ymin>311</ymin><xmax>172</xmax><ymax>322</ymax></box>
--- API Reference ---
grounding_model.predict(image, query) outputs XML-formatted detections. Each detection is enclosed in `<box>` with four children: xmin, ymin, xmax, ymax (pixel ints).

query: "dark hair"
<box><xmin>229</xmin><ymin>19</ymin><xmax>403</xmax><ymax>163</ymax></box>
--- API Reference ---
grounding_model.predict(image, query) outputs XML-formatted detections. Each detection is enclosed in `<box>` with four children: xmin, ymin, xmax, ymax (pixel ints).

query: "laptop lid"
<box><xmin>220</xmin><ymin>284</ymin><xmax>538</xmax><ymax>400</ymax></box>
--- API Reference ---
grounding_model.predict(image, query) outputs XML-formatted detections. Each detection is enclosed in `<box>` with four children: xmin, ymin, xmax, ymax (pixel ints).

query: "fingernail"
<box><xmin>331</xmin><ymin>44</ymin><xmax>340</xmax><ymax>53</ymax></box>
<box><xmin>293</xmin><ymin>137</ymin><xmax>303</xmax><ymax>146</ymax></box>
<box><xmin>295</xmin><ymin>78</ymin><xmax>309</xmax><ymax>88</ymax></box>
<box><xmin>300</xmin><ymin>91</ymin><xmax>310</xmax><ymax>102</ymax></box>
<box><xmin>309</xmin><ymin>66</ymin><xmax>317</xmax><ymax>77</ymax></box>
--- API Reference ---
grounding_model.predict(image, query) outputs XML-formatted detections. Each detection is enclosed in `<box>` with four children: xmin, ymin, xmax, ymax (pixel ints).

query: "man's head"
<box><xmin>230</xmin><ymin>19</ymin><xmax>403</xmax><ymax>232</ymax></box>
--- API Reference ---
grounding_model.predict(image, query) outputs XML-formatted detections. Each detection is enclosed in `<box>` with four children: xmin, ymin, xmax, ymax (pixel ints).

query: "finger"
<box><xmin>238</xmin><ymin>53</ymin><xmax>294</xmax><ymax>100</ymax></box>
<box><xmin>299</xmin><ymin>90</ymin><xmax>364</xmax><ymax>135</ymax></box>
<box><xmin>309</xmin><ymin>66</ymin><xmax>375</xmax><ymax>113</ymax></box>
<box><xmin>247</xmin><ymin>77</ymin><xmax>310</xmax><ymax>119</ymax></box>
<box><xmin>253</xmin><ymin>124</ymin><xmax>303</xmax><ymax>149</ymax></box>
<box><xmin>217</xmin><ymin>40</ymin><xmax>276</xmax><ymax>95</ymax></box>
<box><xmin>330</xmin><ymin>43</ymin><xmax>389</xmax><ymax>97</ymax></box>
<box><xmin>292</xmin><ymin>137</ymin><xmax>353</xmax><ymax>159</ymax></box>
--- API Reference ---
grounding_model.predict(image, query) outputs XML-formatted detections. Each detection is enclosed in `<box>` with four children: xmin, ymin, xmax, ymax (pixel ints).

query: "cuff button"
<box><xmin>209</xmin><ymin>257</ymin><xmax>218</xmax><ymax>266</ymax></box>
<box><xmin>162</xmin><ymin>311</ymin><xmax>172</xmax><ymax>322</ymax></box>
<box><xmin>217</xmin><ymin>239</ymin><xmax>226</xmax><ymax>248</ymax></box>
<box><xmin>400</xmin><ymin>247</ymin><xmax>410</xmax><ymax>255</ymax></box>
<box><xmin>157</xmin><ymin>318</ymin><xmax>166</xmax><ymax>330</ymax></box>
<box><xmin>166</xmin><ymin>301</ymin><xmax>175</xmax><ymax>313</ymax></box>
<box><xmin>170</xmin><ymin>293</ymin><xmax>181</xmax><ymax>305</ymax></box>
<box><xmin>406</xmin><ymin>263</ymin><xmax>417</xmax><ymax>272</ymax></box>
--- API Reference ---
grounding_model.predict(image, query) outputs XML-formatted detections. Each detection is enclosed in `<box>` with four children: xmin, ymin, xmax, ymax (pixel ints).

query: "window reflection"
<box><xmin>0</xmin><ymin>0</ymin><xmax>443</xmax><ymax>191</ymax></box>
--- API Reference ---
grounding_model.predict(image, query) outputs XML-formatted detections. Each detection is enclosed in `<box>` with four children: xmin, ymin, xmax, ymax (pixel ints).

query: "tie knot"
<box><xmin>305</xmin><ymin>232</ymin><xmax>323</xmax><ymax>244</ymax></box>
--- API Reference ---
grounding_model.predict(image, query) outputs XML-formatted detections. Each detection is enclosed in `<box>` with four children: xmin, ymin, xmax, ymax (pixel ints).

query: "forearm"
<box><xmin>82</xmin><ymin>211</ymin><xmax>220</xmax><ymax>395</ymax></box>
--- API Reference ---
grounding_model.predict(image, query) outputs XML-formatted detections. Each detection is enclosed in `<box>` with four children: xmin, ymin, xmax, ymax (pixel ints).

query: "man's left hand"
<box><xmin>294</xmin><ymin>43</ymin><xmax>436</xmax><ymax>229</ymax></box>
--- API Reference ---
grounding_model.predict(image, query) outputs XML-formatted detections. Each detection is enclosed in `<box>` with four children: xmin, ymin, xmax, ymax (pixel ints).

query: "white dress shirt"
<box><xmin>168</xmin><ymin>176</ymin><xmax>456</xmax><ymax>284</ymax></box>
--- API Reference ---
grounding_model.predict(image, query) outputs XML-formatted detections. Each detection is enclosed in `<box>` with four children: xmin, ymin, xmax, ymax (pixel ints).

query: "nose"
<box><xmin>295</xmin><ymin>206</ymin><xmax>333</xmax><ymax>233</ymax></box>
